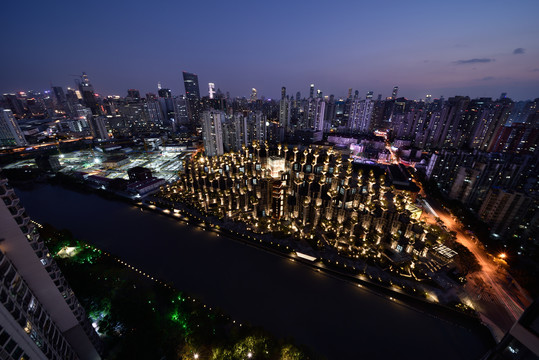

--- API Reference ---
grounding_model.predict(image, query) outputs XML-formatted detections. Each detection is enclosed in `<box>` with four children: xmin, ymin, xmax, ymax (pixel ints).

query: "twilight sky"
<box><xmin>2</xmin><ymin>0</ymin><xmax>539</xmax><ymax>100</ymax></box>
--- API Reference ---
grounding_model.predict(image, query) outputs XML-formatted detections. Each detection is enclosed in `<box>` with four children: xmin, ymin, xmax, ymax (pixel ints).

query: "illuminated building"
<box><xmin>171</xmin><ymin>143</ymin><xmax>428</xmax><ymax>261</ymax></box>
<box><xmin>250</xmin><ymin>88</ymin><xmax>257</xmax><ymax>102</ymax></box>
<box><xmin>0</xmin><ymin>176</ymin><xmax>102</xmax><ymax>359</ymax></box>
<box><xmin>78</xmin><ymin>72</ymin><xmax>100</xmax><ymax>115</ymax></box>
<box><xmin>208</xmin><ymin>83</ymin><xmax>215</xmax><ymax>99</ymax></box>
<box><xmin>391</xmin><ymin>86</ymin><xmax>399</xmax><ymax>99</ymax></box>
<box><xmin>0</xmin><ymin>108</ymin><xmax>27</xmax><ymax>147</ymax></box>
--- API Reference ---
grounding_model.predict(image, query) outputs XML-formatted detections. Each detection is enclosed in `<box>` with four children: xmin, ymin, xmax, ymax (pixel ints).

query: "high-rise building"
<box><xmin>0</xmin><ymin>176</ymin><xmax>102</xmax><ymax>359</ymax></box>
<box><xmin>126</xmin><ymin>89</ymin><xmax>140</xmax><ymax>102</ymax></box>
<box><xmin>78</xmin><ymin>72</ymin><xmax>100</xmax><ymax>115</ymax></box>
<box><xmin>392</xmin><ymin>86</ymin><xmax>399</xmax><ymax>100</ymax></box>
<box><xmin>0</xmin><ymin>108</ymin><xmax>27</xmax><ymax>147</ymax></box>
<box><xmin>366</xmin><ymin>91</ymin><xmax>374</xmax><ymax>100</ymax></box>
<box><xmin>173</xmin><ymin>96</ymin><xmax>190</xmax><ymax>126</ymax></box>
<box><xmin>348</xmin><ymin>99</ymin><xmax>374</xmax><ymax>133</ymax></box>
<box><xmin>208</xmin><ymin>83</ymin><xmax>215</xmax><ymax>99</ymax></box>
<box><xmin>2</xmin><ymin>94</ymin><xmax>25</xmax><ymax>118</ymax></box>
<box><xmin>182</xmin><ymin>72</ymin><xmax>201</xmax><ymax>125</ymax></box>
<box><xmin>51</xmin><ymin>86</ymin><xmax>67</xmax><ymax>110</ymax></box>
<box><xmin>182</xmin><ymin>72</ymin><xmax>200</xmax><ymax>101</ymax></box>
<box><xmin>88</xmin><ymin>116</ymin><xmax>108</xmax><ymax>140</ymax></box>
<box><xmin>250</xmin><ymin>88</ymin><xmax>257</xmax><ymax>102</ymax></box>
<box><xmin>279</xmin><ymin>87</ymin><xmax>290</xmax><ymax>130</ymax></box>
<box><xmin>479</xmin><ymin>188</ymin><xmax>533</xmax><ymax>239</ymax></box>
<box><xmin>202</xmin><ymin>110</ymin><xmax>224</xmax><ymax>157</ymax></box>
<box><xmin>309</xmin><ymin>84</ymin><xmax>314</xmax><ymax>99</ymax></box>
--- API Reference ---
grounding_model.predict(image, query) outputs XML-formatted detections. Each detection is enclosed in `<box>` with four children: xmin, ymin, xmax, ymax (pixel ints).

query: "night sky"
<box><xmin>2</xmin><ymin>0</ymin><xmax>539</xmax><ymax>100</ymax></box>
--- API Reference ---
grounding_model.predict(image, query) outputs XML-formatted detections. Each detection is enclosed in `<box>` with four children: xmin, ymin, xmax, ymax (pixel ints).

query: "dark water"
<box><xmin>16</xmin><ymin>184</ymin><xmax>491</xmax><ymax>359</ymax></box>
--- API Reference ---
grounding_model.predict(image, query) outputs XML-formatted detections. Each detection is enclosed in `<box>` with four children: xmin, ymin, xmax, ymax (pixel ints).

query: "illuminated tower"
<box><xmin>391</xmin><ymin>86</ymin><xmax>399</xmax><ymax>99</ymax></box>
<box><xmin>78</xmin><ymin>72</ymin><xmax>100</xmax><ymax>115</ymax></box>
<box><xmin>208</xmin><ymin>83</ymin><xmax>215</xmax><ymax>99</ymax></box>
<box><xmin>250</xmin><ymin>88</ymin><xmax>257</xmax><ymax>102</ymax></box>
<box><xmin>0</xmin><ymin>176</ymin><xmax>102</xmax><ymax>359</ymax></box>
<box><xmin>309</xmin><ymin>84</ymin><xmax>314</xmax><ymax>98</ymax></box>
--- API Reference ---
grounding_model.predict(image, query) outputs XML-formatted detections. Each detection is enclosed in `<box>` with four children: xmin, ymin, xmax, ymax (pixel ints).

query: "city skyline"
<box><xmin>2</xmin><ymin>0</ymin><xmax>539</xmax><ymax>100</ymax></box>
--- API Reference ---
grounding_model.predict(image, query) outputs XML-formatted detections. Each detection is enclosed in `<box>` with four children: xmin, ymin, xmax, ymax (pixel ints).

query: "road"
<box><xmin>420</xmin><ymin>197</ymin><xmax>532</xmax><ymax>338</ymax></box>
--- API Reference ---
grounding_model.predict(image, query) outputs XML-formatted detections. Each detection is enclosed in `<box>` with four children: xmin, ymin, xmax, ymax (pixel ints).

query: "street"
<box><xmin>421</xmin><ymin>196</ymin><xmax>533</xmax><ymax>339</ymax></box>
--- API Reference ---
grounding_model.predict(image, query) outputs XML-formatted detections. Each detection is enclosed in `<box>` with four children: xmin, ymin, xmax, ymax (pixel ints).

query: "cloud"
<box><xmin>478</xmin><ymin>76</ymin><xmax>495</xmax><ymax>81</ymax></box>
<box><xmin>531</xmin><ymin>68</ymin><xmax>539</xmax><ymax>72</ymax></box>
<box><xmin>454</xmin><ymin>58</ymin><xmax>494</xmax><ymax>65</ymax></box>
<box><xmin>513</xmin><ymin>48</ymin><xmax>525</xmax><ymax>55</ymax></box>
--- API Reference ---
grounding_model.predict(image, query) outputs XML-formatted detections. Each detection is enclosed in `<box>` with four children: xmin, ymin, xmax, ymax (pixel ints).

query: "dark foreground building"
<box><xmin>0</xmin><ymin>176</ymin><xmax>102</xmax><ymax>359</ymax></box>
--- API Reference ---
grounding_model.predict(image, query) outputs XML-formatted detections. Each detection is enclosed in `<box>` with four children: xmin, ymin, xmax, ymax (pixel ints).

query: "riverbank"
<box><xmin>38</xmin><ymin>222</ymin><xmax>314</xmax><ymax>359</ymax></box>
<box><xmin>140</xmin><ymin>197</ymin><xmax>494</xmax><ymax>339</ymax></box>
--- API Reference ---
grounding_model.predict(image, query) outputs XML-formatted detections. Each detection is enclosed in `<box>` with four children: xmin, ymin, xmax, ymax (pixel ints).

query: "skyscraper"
<box><xmin>182</xmin><ymin>72</ymin><xmax>200</xmax><ymax>101</ymax></box>
<box><xmin>182</xmin><ymin>72</ymin><xmax>201</xmax><ymax>125</ymax></box>
<box><xmin>78</xmin><ymin>72</ymin><xmax>100</xmax><ymax>115</ymax></box>
<box><xmin>202</xmin><ymin>110</ymin><xmax>224</xmax><ymax>157</ymax></box>
<box><xmin>208</xmin><ymin>83</ymin><xmax>215</xmax><ymax>99</ymax></box>
<box><xmin>0</xmin><ymin>176</ymin><xmax>102</xmax><ymax>359</ymax></box>
<box><xmin>250</xmin><ymin>88</ymin><xmax>257</xmax><ymax>102</ymax></box>
<box><xmin>391</xmin><ymin>86</ymin><xmax>399</xmax><ymax>99</ymax></box>
<box><xmin>279</xmin><ymin>87</ymin><xmax>290</xmax><ymax>130</ymax></box>
<box><xmin>0</xmin><ymin>108</ymin><xmax>27</xmax><ymax>147</ymax></box>
<box><xmin>309</xmin><ymin>84</ymin><xmax>314</xmax><ymax>98</ymax></box>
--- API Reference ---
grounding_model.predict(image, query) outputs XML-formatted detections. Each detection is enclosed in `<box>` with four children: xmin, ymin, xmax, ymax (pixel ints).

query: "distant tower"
<box><xmin>317</xmin><ymin>89</ymin><xmax>322</xmax><ymax>98</ymax></box>
<box><xmin>157</xmin><ymin>81</ymin><xmax>162</xmax><ymax>90</ymax></box>
<box><xmin>392</xmin><ymin>86</ymin><xmax>399</xmax><ymax>99</ymax></box>
<box><xmin>499</xmin><ymin>92</ymin><xmax>507</xmax><ymax>100</ymax></box>
<box><xmin>309</xmin><ymin>84</ymin><xmax>315</xmax><ymax>98</ymax></box>
<box><xmin>250</xmin><ymin>88</ymin><xmax>258</xmax><ymax>102</ymax></box>
<box><xmin>347</xmin><ymin>88</ymin><xmax>353</xmax><ymax>99</ymax></box>
<box><xmin>183</xmin><ymin>71</ymin><xmax>201</xmax><ymax>124</ymax></box>
<box><xmin>425</xmin><ymin>94</ymin><xmax>432</xmax><ymax>103</ymax></box>
<box><xmin>182</xmin><ymin>71</ymin><xmax>200</xmax><ymax>100</ymax></box>
<box><xmin>0</xmin><ymin>108</ymin><xmax>27</xmax><ymax>146</ymax></box>
<box><xmin>78</xmin><ymin>72</ymin><xmax>100</xmax><ymax>114</ymax></box>
<box><xmin>208</xmin><ymin>83</ymin><xmax>216</xmax><ymax>99</ymax></box>
<box><xmin>127</xmin><ymin>89</ymin><xmax>140</xmax><ymax>102</ymax></box>
<box><xmin>296</xmin><ymin>92</ymin><xmax>301</xmax><ymax>102</ymax></box>
<box><xmin>354</xmin><ymin>90</ymin><xmax>359</xmax><ymax>99</ymax></box>
<box><xmin>279</xmin><ymin>87</ymin><xmax>290</xmax><ymax>130</ymax></box>
<box><xmin>366</xmin><ymin>91</ymin><xmax>374</xmax><ymax>100</ymax></box>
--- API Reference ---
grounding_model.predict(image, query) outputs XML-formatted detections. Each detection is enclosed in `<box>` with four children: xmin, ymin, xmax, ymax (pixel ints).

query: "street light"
<box><xmin>247</xmin><ymin>352</ymin><xmax>253</xmax><ymax>358</ymax></box>
<box><xmin>194</xmin><ymin>354</ymin><xmax>199</xmax><ymax>359</ymax></box>
<box><xmin>499</xmin><ymin>253</ymin><xmax>507</xmax><ymax>260</ymax></box>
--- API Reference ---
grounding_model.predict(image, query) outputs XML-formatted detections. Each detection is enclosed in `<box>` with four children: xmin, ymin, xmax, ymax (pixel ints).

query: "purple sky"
<box><xmin>2</xmin><ymin>0</ymin><xmax>539</xmax><ymax>100</ymax></box>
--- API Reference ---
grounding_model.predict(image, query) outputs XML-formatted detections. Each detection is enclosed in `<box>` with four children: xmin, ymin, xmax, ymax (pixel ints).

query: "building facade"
<box><xmin>0</xmin><ymin>177</ymin><xmax>102</xmax><ymax>360</ymax></box>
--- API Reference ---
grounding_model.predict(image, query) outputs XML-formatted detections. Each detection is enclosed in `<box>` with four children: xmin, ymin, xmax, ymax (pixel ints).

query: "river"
<box><xmin>15</xmin><ymin>184</ymin><xmax>493</xmax><ymax>359</ymax></box>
